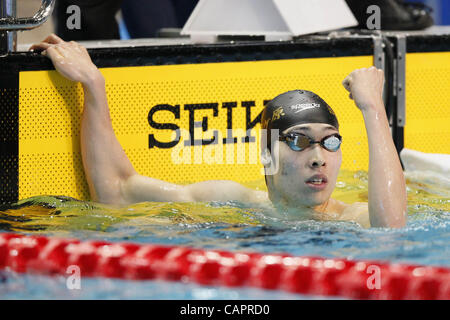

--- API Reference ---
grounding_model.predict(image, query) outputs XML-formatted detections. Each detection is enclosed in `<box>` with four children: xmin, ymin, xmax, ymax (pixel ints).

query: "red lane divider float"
<box><xmin>0</xmin><ymin>232</ymin><xmax>449</xmax><ymax>299</ymax></box>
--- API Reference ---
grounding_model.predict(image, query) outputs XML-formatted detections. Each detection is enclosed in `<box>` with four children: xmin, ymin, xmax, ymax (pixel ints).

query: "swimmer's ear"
<box><xmin>260</xmin><ymin>148</ymin><xmax>272</xmax><ymax>166</ymax></box>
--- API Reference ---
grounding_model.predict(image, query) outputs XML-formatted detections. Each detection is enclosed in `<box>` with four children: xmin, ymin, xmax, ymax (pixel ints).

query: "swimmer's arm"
<box><xmin>343</xmin><ymin>67</ymin><xmax>407</xmax><ymax>228</ymax></box>
<box><xmin>80</xmin><ymin>76</ymin><xmax>137</xmax><ymax>205</ymax></box>
<box><xmin>120</xmin><ymin>174</ymin><xmax>268</xmax><ymax>204</ymax></box>
<box><xmin>362</xmin><ymin>101</ymin><xmax>407</xmax><ymax>228</ymax></box>
<box><xmin>30</xmin><ymin>35</ymin><xmax>137</xmax><ymax>205</ymax></box>
<box><xmin>31</xmin><ymin>35</ymin><xmax>267</xmax><ymax>206</ymax></box>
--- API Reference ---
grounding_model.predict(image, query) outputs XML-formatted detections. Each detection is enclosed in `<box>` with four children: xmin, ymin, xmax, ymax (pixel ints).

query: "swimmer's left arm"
<box><xmin>342</xmin><ymin>67</ymin><xmax>407</xmax><ymax>228</ymax></box>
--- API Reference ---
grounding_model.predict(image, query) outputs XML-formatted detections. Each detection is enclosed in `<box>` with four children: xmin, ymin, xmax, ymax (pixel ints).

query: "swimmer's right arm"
<box><xmin>120</xmin><ymin>175</ymin><xmax>268</xmax><ymax>204</ymax></box>
<box><xmin>31</xmin><ymin>35</ymin><xmax>267</xmax><ymax>206</ymax></box>
<box><xmin>30</xmin><ymin>34</ymin><xmax>137</xmax><ymax>205</ymax></box>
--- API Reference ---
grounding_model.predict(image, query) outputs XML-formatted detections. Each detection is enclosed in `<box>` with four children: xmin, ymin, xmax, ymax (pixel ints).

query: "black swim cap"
<box><xmin>261</xmin><ymin>90</ymin><xmax>339</xmax><ymax>151</ymax></box>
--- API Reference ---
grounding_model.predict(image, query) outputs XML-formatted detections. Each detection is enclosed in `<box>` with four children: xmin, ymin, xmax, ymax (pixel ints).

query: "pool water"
<box><xmin>0</xmin><ymin>169</ymin><xmax>449</xmax><ymax>299</ymax></box>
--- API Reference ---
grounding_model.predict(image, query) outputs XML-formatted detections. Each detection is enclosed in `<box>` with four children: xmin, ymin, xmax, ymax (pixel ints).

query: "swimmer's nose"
<box><xmin>310</xmin><ymin>159</ymin><xmax>325</xmax><ymax>168</ymax></box>
<box><xmin>308</xmin><ymin>145</ymin><xmax>325</xmax><ymax>168</ymax></box>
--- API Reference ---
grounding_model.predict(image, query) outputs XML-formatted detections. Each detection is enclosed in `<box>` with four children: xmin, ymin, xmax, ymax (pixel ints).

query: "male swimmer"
<box><xmin>30</xmin><ymin>34</ymin><xmax>407</xmax><ymax>228</ymax></box>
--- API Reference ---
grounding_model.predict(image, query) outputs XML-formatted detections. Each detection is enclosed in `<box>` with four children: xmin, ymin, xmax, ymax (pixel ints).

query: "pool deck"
<box><xmin>16</xmin><ymin>26</ymin><xmax>450</xmax><ymax>51</ymax></box>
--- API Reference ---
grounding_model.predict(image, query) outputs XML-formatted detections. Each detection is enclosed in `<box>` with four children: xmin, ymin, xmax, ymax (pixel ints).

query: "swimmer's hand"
<box><xmin>29</xmin><ymin>34</ymin><xmax>102</xmax><ymax>86</ymax></box>
<box><xmin>342</xmin><ymin>66</ymin><xmax>385</xmax><ymax>112</ymax></box>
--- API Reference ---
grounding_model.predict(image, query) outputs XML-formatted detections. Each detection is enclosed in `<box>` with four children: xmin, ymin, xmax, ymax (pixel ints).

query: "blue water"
<box><xmin>0</xmin><ymin>170</ymin><xmax>449</xmax><ymax>299</ymax></box>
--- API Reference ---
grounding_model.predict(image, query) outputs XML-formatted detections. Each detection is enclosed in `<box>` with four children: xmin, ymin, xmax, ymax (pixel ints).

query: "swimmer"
<box><xmin>30</xmin><ymin>34</ymin><xmax>407</xmax><ymax>228</ymax></box>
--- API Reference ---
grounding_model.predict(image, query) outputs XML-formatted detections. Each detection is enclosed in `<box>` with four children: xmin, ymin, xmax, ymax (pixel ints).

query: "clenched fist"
<box><xmin>342</xmin><ymin>66</ymin><xmax>385</xmax><ymax>112</ymax></box>
<box><xmin>29</xmin><ymin>34</ymin><xmax>102</xmax><ymax>86</ymax></box>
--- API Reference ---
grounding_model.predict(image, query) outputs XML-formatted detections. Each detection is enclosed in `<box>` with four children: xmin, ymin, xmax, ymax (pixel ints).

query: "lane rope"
<box><xmin>0</xmin><ymin>232</ymin><xmax>449</xmax><ymax>299</ymax></box>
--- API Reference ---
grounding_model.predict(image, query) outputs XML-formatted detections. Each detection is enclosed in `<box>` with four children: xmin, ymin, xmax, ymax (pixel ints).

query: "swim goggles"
<box><xmin>279</xmin><ymin>133</ymin><xmax>342</xmax><ymax>152</ymax></box>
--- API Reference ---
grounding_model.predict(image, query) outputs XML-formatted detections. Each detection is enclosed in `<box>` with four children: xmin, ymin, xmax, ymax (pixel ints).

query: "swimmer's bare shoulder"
<box><xmin>336</xmin><ymin>200</ymin><xmax>370</xmax><ymax>228</ymax></box>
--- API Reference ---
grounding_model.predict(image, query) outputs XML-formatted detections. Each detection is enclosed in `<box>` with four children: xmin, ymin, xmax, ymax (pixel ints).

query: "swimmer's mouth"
<box><xmin>305</xmin><ymin>174</ymin><xmax>328</xmax><ymax>188</ymax></box>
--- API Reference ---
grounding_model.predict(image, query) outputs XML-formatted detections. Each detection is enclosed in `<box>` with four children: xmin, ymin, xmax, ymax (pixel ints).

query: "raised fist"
<box><xmin>342</xmin><ymin>66</ymin><xmax>385</xmax><ymax>112</ymax></box>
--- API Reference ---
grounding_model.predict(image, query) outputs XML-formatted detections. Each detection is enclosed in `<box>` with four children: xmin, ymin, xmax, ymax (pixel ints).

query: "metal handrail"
<box><xmin>0</xmin><ymin>0</ymin><xmax>55</xmax><ymax>31</ymax></box>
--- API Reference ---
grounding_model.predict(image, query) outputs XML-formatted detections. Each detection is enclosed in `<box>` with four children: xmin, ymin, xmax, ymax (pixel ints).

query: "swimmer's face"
<box><xmin>267</xmin><ymin>123</ymin><xmax>342</xmax><ymax>207</ymax></box>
